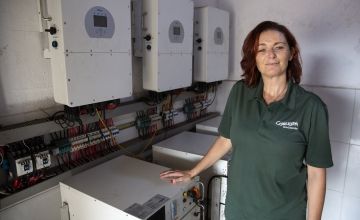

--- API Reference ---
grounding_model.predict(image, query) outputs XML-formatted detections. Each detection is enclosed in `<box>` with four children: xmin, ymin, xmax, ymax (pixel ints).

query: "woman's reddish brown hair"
<box><xmin>240</xmin><ymin>21</ymin><xmax>302</xmax><ymax>87</ymax></box>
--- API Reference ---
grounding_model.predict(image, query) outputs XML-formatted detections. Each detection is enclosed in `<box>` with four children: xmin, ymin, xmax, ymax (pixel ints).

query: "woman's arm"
<box><xmin>307</xmin><ymin>165</ymin><xmax>327</xmax><ymax>220</ymax></box>
<box><xmin>160</xmin><ymin>135</ymin><xmax>232</xmax><ymax>184</ymax></box>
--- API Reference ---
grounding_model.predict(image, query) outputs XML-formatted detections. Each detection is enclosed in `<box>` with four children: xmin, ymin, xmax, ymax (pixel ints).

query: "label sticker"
<box><xmin>143</xmin><ymin>194</ymin><xmax>170</xmax><ymax>210</ymax></box>
<box><xmin>124</xmin><ymin>203</ymin><xmax>153</xmax><ymax>219</ymax></box>
<box><xmin>124</xmin><ymin>194</ymin><xmax>170</xmax><ymax>219</ymax></box>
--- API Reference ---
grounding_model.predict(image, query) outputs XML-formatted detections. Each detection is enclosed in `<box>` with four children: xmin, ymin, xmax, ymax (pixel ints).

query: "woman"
<box><xmin>160</xmin><ymin>21</ymin><xmax>333</xmax><ymax>220</ymax></box>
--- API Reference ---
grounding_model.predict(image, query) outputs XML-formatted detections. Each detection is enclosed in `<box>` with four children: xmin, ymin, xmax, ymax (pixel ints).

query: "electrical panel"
<box><xmin>60</xmin><ymin>155</ymin><xmax>201</xmax><ymax>220</ymax></box>
<box><xmin>193</xmin><ymin>7</ymin><xmax>229</xmax><ymax>82</ymax></box>
<box><xmin>46</xmin><ymin>0</ymin><xmax>132</xmax><ymax>107</ymax></box>
<box><xmin>142</xmin><ymin>0</ymin><xmax>194</xmax><ymax>92</ymax></box>
<box><xmin>152</xmin><ymin>131</ymin><xmax>229</xmax><ymax>220</ymax></box>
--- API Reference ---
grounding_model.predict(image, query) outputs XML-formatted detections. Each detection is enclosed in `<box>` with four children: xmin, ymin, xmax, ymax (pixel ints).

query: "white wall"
<box><xmin>216</xmin><ymin>0</ymin><xmax>360</xmax><ymax>87</ymax></box>
<box><xmin>0</xmin><ymin>0</ymin><xmax>62</xmax><ymax>126</ymax></box>
<box><xmin>0</xmin><ymin>0</ymin><xmax>219</xmax><ymax>127</ymax></box>
<box><xmin>215</xmin><ymin>0</ymin><xmax>360</xmax><ymax>219</ymax></box>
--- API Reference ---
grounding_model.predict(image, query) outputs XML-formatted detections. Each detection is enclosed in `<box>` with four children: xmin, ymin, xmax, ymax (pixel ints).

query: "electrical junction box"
<box><xmin>60</xmin><ymin>155</ymin><xmax>201</xmax><ymax>220</ymax></box>
<box><xmin>46</xmin><ymin>0</ymin><xmax>132</xmax><ymax>107</ymax></box>
<box><xmin>195</xmin><ymin>116</ymin><xmax>222</xmax><ymax>135</ymax></box>
<box><xmin>142</xmin><ymin>0</ymin><xmax>194</xmax><ymax>92</ymax></box>
<box><xmin>193</xmin><ymin>6</ymin><xmax>229</xmax><ymax>83</ymax></box>
<box><xmin>152</xmin><ymin>131</ymin><xmax>230</xmax><ymax>220</ymax></box>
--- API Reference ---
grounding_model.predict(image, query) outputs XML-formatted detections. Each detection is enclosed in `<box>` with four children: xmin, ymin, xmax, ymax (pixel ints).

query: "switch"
<box><xmin>45</xmin><ymin>26</ymin><xmax>57</xmax><ymax>35</ymax></box>
<box><xmin>144</xmin><ymin>34</ymin><xmax>152</xmax><ymax>41</ymax></box>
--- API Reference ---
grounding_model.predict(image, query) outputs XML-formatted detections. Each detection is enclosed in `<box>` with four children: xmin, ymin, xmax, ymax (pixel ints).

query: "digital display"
<box><xmin>173</xmin><ymin>27</ymin><xmax>181</xmax><ymax>35</ymax></box>
<box><xmin>93</xmin><ymin>15</ymin><xmax>107</xmax><ymax>27</ymax></box>
<box><xmin>217</xmin><ymin>31</ymin><xmax>222</xmax><ymax>39</ymax></box>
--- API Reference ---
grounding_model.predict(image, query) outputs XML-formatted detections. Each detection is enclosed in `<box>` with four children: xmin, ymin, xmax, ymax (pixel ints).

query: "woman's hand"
<box><xmin>159</xmin><ymin>136</ymin><xmax>232</xmax><ymax>185</ymax></box>
<box><xmin>160</xmin><ymin>170</ymin><xmax>194</xmax><ymax>184</ymax></box>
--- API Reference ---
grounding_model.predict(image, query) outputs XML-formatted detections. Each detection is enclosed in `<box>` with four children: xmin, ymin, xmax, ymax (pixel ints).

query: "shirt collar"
<box><xmin>248</xmin><ymin>78</ymin><xmax>297</xmax><ymax>109</ymax></box>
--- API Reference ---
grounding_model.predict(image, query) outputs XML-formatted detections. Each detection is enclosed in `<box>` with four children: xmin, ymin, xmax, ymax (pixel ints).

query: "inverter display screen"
<box><xmin>94</xmin><ymin>15</ymin><xmax>107</xmax><ymax>27</ymax></box>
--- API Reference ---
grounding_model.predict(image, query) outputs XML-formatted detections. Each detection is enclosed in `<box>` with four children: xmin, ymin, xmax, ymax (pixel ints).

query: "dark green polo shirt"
<box><xmin>219</xmin><ymin>80</ymin><xmax>333</xmax><ymax>220</ymax></box>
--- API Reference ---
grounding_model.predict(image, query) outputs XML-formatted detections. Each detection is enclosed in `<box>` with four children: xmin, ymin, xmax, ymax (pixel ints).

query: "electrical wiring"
<box><xmin>206</xmin><ymin>175</ymin><xmax>228</xmax><ymax>220</ymax></box>
<box><xmin>22</xmin><ymin>140</ymin><xmax>31</xmax><ymax>152</ymax></box>
<box><xmin>206</xmin><ymin>85</ymin><xmax>217</xmax><ymax>109</ymax></box>
<box><xmin>137</xmin><ymin>128</ymin><xmax>157</xmax><ymax>157</ymax></box>
<box><xmin>95</xmin><ymin>108</ymin><xmax>136</xmax><ymax>156</ymax></box>
<box><xmin>140</xmin><ymin>96</ymin><xmax>159</xmax><ymax>106</ymax></box>
<box><xmin>0</xmin><ymin>145</ymin><xmax>6</xmax><ymax>167</ymax></box>
<box><xmin>22</xmin><ymin>140</ymin><xmax>38</xmax><ymax>173</ymax></box>
<box><xmin>38</xmin><ymin>108</ymin><xmax>52</xmax><ymax>120</ymax></box>
<box><xmin>51</xmin><ymin>108</ymin><xmax>84</xmax><ymax>129</ymax></box>
<box><xmin>97</xmin><ymin>123</ymin><xmax>114</xmax><ymax>152</ymax></box>
<box><xmin>0</xmin><ymin>151</ymin><xmax>3</xmax><ymax>166</ymax></box>
<box><xmin>0</xmin><ymin>190</ymin><xmax>10</xmax><ymax>196</ymax></box>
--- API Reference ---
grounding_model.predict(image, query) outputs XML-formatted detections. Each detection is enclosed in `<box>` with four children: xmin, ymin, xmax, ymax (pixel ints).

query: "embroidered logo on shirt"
<box><xmin>275</xmin><ymin>121</ymin><xmax>299</xmax><ymax>130</ymax></box>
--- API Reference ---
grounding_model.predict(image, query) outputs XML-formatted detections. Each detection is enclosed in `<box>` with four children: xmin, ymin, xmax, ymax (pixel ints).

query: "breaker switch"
<box><xmin>45</xmin><ymin>26</ymin><xmax>57</xmax><ymax>35</ymax></box>
<box><xmin>144</xmin><ymin>34</ymin><xmax>152</xmax><ymax>41</ymax></box>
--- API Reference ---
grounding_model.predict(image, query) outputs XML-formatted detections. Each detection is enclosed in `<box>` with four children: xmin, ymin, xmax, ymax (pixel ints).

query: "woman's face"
<box><xmin>255</xmin><ymin>30</ymin><xmax>292</xmax><ymax>79</ymax></box>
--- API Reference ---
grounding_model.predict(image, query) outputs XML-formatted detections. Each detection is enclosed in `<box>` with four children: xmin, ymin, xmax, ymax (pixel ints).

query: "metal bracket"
<box><xmin>37</xmin><ymin>0</ymin><xmax>52</xmax><ymax>32</ymax></box>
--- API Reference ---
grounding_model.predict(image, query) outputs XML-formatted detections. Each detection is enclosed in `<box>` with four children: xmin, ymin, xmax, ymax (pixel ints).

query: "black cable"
<box><xmin>206</xmin><ymin>85</ymin><xmax>217</xmax><ymax>109</ymax></box>
<box><xmin>56</xmin><ymin>156</ymin><xmax>64</xmax><ymax>172</ymax></box>
<box><xmin>206</xmin><ymin>175</ymin><xmax>228</xmax><ymax>220</ymax></box>
<box><xmin>141</xmin><ymin>96</ymin><xmax>158</xmax><ymax>106</ymax></box>
<box><xmin>22</xmin><ymin>140</ymin><xmax>37</xmax><ymax>176</ymax></box>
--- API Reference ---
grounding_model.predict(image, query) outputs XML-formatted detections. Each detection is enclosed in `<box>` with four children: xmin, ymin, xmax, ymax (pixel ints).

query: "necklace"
<box><xmin>263</xmin><ymin>85</ymin><xmax>288</xmax><ymax>105</ymax></box>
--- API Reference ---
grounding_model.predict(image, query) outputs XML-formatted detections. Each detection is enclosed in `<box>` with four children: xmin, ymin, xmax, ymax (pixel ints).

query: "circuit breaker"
<box><xmin>46</xmin><ymin>0</ymin><xmax>132</xmax><ymax>107</ymax></box>
<box><xmin>193</xmin><ymin>6</ymin><xmax>229</xmax><ymax>83</ymax></box>
<box><xmin>142</xmin><ymin>0</ymin><xmax>194</xmax><ymax>92</ymax></box>
<box><xmin>7</xmin><ymin>140</ymin><xmax>51</xmax><ymax>177</ymax></box>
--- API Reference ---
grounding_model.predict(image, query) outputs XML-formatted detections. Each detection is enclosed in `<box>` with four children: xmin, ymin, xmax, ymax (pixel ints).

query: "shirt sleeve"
<box><xmin>305</xmin><ymin>99</ymin><xmax>334</xmax><ymax>168</ymax></box>
<box><xmin>218</xmin><ymin>83</ymin><xmax>237</xmax><ymax>139</ymax></box>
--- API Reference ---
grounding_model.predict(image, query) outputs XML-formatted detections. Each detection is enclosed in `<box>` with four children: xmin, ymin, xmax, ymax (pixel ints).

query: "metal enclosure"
<box><xmin>132</xmin><ymin>0</ymin><xmax>143</xmax><ymax>57</ymax></box>
<box><xmin>193</xmin><ymin>7</ymin><xmax>229</xmax><ymax>82</ymax></box>
<box><xmin>142</xmin><ymin>0</ymin><xmax>194</xmax><ymax>92</ymax></box>
<box><xmin>46</xmin><ymin>0</ymin><xmax>132</xmax><ymax>106</ymax></box>
<box><xmin>60</xmin><ymin>155</ymin><xmax>200</xmax><ymax>220</ymax></box>
<box><xmin>195</xmin><ymin>116</ymin><xmax>222</xmax><ymax>135</ymax></box>
<box><xmin>152</xmin><ymin>131</ymin><xmax>229</xmax><ymax>220</ymax></box>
